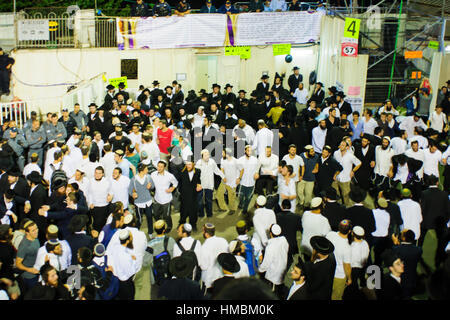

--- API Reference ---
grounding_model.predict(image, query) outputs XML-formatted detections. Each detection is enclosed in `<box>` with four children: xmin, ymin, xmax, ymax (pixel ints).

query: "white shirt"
<box><xmin>405</xmin><ymin>148</ymin><xmax>425</xmax><ymax>179</ymax></box>
<box><xmin>278</xmin><ymin>176</ymin><xmax>296</xmax><ymax>212</ymax></box>
<box><xmin>371</xmin><ymin>208</ymin><xmax>391</xmax><ymax>237</ymax></box>
<box><xmin>253</xmin><ymin>207</ymin><xmax>276</xmax><ymax>248</ymax></box>
<box><xmin>87</xmin><ymin>177</ymin><xmax>112</xmax><ymax>207</ymax></box>
<box><xmin>195</xmin><ymin>158</ymin><xmax>224</xmax><ymax>190</ymax></box>
<box><xmin>107</xmin><ymin>226</ymin><xmax>147</xmax><ymax>271</ymax></box>
<box><xmin>282</xmin><ymin>154</ymin><xmax>304</xmax><ymax>182</ymax></box>
<box><xmin>423</xmin><ymin>148</ymin><xmax>442</xmax><ymax>177</ymax></box>
<box><xmin>100</xmin><ymin>152</ymin><xmax>117</xmax><ymax>179</ymax></box>
<box><xmin>140</xmin><ymin>141</ymin><xmax>160</xmax><ymax>166</ymax></box>
<box><xmin>233</xmin><ymin>255</ymin><xmax>250</xmax><ymax>279</ymax></box>
<box><xmin>293</xmin><ymin>87</ymin><xmax>309</xmax><ymax>104</ymax></box>
<box><xmin>408</xmin><ymin>135</ymin><xmax>428</xmax><ymax>150</ymax></box>
<box><xmin>110</xmin><ymin>175</ymin><xmax>130</xmax><ymax>208</ymax></box>
<box><xmin>390</xmin><ymin>137</ymin><xmax>407</xmax><ymax>155</ymax></box>
<box><xmin>350</xmin><ymin>240</ymin><xmax>370</xmax><ymax>268</ymax></box>
<box><xmin>429</xmin><ymin>111</ymin><xmax>447</xmax><ymax>132</ymax></box>
<box><xmin>442</xmin><ymin>145</ymin><xmax>450</xmax><ymax>164</ymax></box>
<box><xmin>301</xmin><ymin>211</ymin><xmax>331</xmax><ymax>255</ymax></box>
<box><xmin>258</xmin><ymin>236</ymin><xmax>289</xmax><ymax>285</ymax></box>
<box><xmin>394</xmin><ymin>163</ymin><xmax>409</xmax><ymax>184</ymax></box>
<box><xmin>34</xmin><ymin>240</ymin><xmax>72</xmax><ymax>272</ymax></box>
<box><xmin>363</xmin><ymin>117</ymin><xmax>378</xmax><ymax>135</ymax></box>
<box><xmin>333</xmin><ymin>150</ymin><xmax>361</xmax><ymax>182</ymax></box>
<box><xmin>172</xmin><ymin>236</ymin><xmax>202</xmax><ymax>263</ymax></box>
<box><xmin>199</xmin><ymin>236</ymin><xmax>229</xmax><ymax>288</ymax></box>
<box><xmin>397</xmin><ymin>198</ymin><xmax>423</xmax><ymax>240</ymax></box>
<box><xmin>312</xmin><ymin>126</ymin><xmax>327</xmax><ymax>153</ymax></box>
<box><xmin>252</xmin><ymin>127</ymin><xmax>274</xmax><ymax>157</ymax></box>
<box><xmin>237</xmin><ymin>155</ymin><xmax>260</xmax><ymax>187</ymax></box>
<box><xmin>378</xmin><ymin>106</ymin><xmax>399</xmax><ymax>116</ymax></box>
<box><xmin>399</xmin><ymin>116</ymin><xmax>427</xmax><ymax>138</ymax></box>
<box><xmin>106</xmin><ymin>243</ymin><xmax>140</xmax><ymax>281</ymax></box>
<box><xmin>150</xmin><ymin>170</ymin><xmax>178</xmax><ymax>204</ymax></box>
<box><xmin>374</xmin><ymin>146</ymin><xmax>394</xmax><ymax>177</ymax></box>
<box><xmin>128</xmin><ymin>132</ymin><xmax>142</xmax><ymax>147</ymax></box>
<box><xmin>221</xmin><ymin>157</ymin><xmax>240</xmax><ymax>188</ymax></box>
<box><xmin>258</xmin><ymin>153</ymin><xmax>279</xmax><ymax>176</ymax></box>
<box><xmin>326</xmin><ymin>232</ymin><xmax>351</xmax><ymax>279</ymax></box>
<box><xmin>23</xmin><ymin>163</ymin><xmax>42</xmax><ymax>177</ymax></box>
<box><xmin>233</xmin><ymin>124</ymin><xmax>256</xmax><ymax>145</ymax></box>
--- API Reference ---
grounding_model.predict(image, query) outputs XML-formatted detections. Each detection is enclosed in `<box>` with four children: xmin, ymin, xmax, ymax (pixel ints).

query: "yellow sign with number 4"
<box><xmin>344</xmin><ymin>18</ymin><xmax>361</xmax><ymax>39</ymax></box>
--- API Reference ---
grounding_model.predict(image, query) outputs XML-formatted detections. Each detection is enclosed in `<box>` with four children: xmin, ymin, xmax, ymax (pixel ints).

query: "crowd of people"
<box><xmin>0</xmin><ymin>67</ymin><xmax>449</xmax><ymax>301</ymax></box>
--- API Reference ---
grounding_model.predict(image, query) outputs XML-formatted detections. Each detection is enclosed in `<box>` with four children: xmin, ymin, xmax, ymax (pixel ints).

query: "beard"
<box><xmin>126</xmin><ymin>241</ymin><xmax>134</xmax><ymax>249</ymax></box>
<box><xmin>381</xmin><ymin>144</ymin><xmax>389</xmax><ymax>150</ymax></box>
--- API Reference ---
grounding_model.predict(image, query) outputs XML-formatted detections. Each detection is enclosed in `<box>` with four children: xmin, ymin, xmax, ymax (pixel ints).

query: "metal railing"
<box><xmin>0</xmin><ymin>101</ymin><xmax>29</xmax><ymax>128</ymax></box>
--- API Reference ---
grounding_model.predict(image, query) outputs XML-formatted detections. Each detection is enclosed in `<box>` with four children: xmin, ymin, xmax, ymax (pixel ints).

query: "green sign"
<box><xmin>344</xmin><ymin>18</ymin><xmax>361</xmax><ymax>39</ymax></box>
<box><xmin>428</xmin><ymin>41</ymin><xmax>439</xmax><ymax>50</ymax></box>
<box><xmin>272</xmin><ymin>44</ymin><xmax>291</xmax><ymax>56</ymax></box>
<box><xmin>109</xmin><ymin>76</ymin><xmax>128</xmax><ymax>89</ymax></box>
<box><xmin>225</xmin><ymin>46</ymin><xmax>251</xmax><ymax>59</ymax></box>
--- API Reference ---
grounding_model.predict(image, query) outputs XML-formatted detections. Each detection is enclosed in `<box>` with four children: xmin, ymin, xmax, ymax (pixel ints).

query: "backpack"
<box><xmin>151</xmin><ymin>236</ymin><xmax>171</xmax><ymax>285</ymax></box>
<box><xmin>50</xmin><ymin>163</ymin><xmax>67</xmax><ymax>190</ymax></box>
<box><xmin>93</xmin><ymin>256</ymin><xmax>120</xmax><ymax>300</ymax></box>
<box><xmin>176</xmin><ymin>239</ymin><xmax>201</xmax><ymax>281</ymax></box>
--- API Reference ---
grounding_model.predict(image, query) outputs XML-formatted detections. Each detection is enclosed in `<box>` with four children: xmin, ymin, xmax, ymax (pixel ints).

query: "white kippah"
<box><xmin>183</xmin><ymin>223</ymin><xmax>192</xmax><ymax>232</ymax></box>
<box><xmin>271</xmin><ymin>224</ymin><xmax>282</xmax><ymax>236</ymax></box>
<box><xmin>256</xmin><ymin>195</ymin><xmax>267</xmax><ymax>206</ymax></box>
<box><xmin>119</xmin><ymin>229</ymin><xmax>130</xmax><ymax>241</ymax></box>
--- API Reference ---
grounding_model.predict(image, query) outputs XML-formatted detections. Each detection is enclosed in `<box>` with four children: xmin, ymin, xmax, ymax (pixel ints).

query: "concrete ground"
<box><xmin>133</xmin><ymin>192</ymin><xmax>438</xmax><ymax>300</ymax></box>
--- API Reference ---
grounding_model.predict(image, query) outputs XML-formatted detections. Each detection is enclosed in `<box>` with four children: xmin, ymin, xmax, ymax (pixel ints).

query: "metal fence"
<box><xmin>0</xmin><ymin>101</ymin><xmax>29</xmax><ymax>128</ymax></box>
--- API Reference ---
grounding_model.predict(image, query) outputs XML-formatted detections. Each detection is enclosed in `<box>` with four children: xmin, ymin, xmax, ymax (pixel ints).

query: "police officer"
<box><xmin>25</xmin><ymin>119</ymin><xmax>47</xmax><ymax>167</ymax></box>
<box><xmin>59</xmin><ymin>108</ymin><xmax>77</xmax><ymax>138</ymax></box>
<box><xmin>153</xmin><ymin>0</ymin><xmax>172</xmax><ymax>17</ymax></box>
<box><xmin>44</xmin><ymin>113</ymin><xmax>67</xmax><ymax>142</ymax></box>
<box><xmin>70</xmin><ymin>103</ymin><xmax>89</xmax><ymax>135</ymax></box>
<box><xmin>8</xmin><ymin>127</ymin><xmax>28</xmax><ymax>171</ymax></box>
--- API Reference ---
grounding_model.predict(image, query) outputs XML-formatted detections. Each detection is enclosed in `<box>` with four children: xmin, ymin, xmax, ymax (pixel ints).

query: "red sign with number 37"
<box><xmin>341</xmin><ymin>42</ymin><xmax>358</xmax><ymax>57</ymax></box>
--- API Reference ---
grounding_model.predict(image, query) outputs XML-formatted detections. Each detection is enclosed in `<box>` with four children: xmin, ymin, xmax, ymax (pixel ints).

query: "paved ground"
<box><xmin>133</xmin><ymin>192</ymin><xmax>438</xmax><ymax>300</ymax></box>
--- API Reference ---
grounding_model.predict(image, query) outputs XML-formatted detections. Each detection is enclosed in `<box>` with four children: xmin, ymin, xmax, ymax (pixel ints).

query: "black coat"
<box><xmin>115</xmin><ymin>90</ymin><xmax>130</xmax><ymax>102</ymax></box>
<box><xmin>210</xmin><ymin>276</ymin><xmax>235</xmax><ymax>298</ymax></box>
<box><xmin>310</xmin><ymin>88</ymin><xmax>325</xmax><ymax>105</ymax></box>
<box><xmin>345</xmin><ymin>205</ymin><xmax>376</xmax><ymax>239</ymax></box>
<box><xmin>385</xmin><ymin>201</ymin><xmax>403</xmax><ymax>235</ymax></box>
<box><xmin>47</xmin><ymin>208</ymin><xmax>80</xmax><ymax>240</ymax></box>
<box><xmin>276</xmin><ymin>210</ymin><xmax>302</xmax><ymax>256</ymax></box>
<box><xmin>353</xmin><ymin>144</ymin><xmax>375</xmax><ymax>190</ymax></box>
<box><xmin>325</xmin><ymin>126</ymin><xmax>348</xmax><ymax>152</ymax></box>
<box><xmin>304</xmin><ymin>253</ymin><xmax>336</xmax><ymax>300</ymax></box>
<box><xmin>288</xmin><ymin>74</ymin><xmax>303</xmax><ymax>93</ymax></box>
<box><xmin>179</xmin><ymin>169</ymin><xmax>201</xmax><ymax>210</ymax></box>
<box><xmin>420</xmin><ymin>187</ymin><xmax>449</xmax><ymax>230</ymax></box>
<box><xmin>376</xmin><ymin>273</ymin><xmax>403</xmax><ymax>300</ymax></box>
<box><xmin>29</xmin><ymin>184</ymin><xmax>49</xmax><ymax>242</ymax></box>
<box><xmin>158</xmin><ymin>278</ymin><xmax>204</xmax><ymax>300</ymax></box>
<box><xmin>209</xmin><ymin>110</ymin><xmax>226</xmax><ymax>127</ymax></box>
<box><xmin>66</xmin><ymin>233</ymin><xmax>96</xmax><ymax>265</ymax></box>
<box><xmin>286</xmin><ymin>282</ymin><xmax>309</xmax><ymax>300</ymax></box>
<box><xmin>236</xmin><ymin>103</ymin><xmax>251</xmax><ymax>124</ymax></box>
<box><xmin>322</xmin><ymin>201</ymin><xmax>347</xmax><ymax>232</ymax></box>
<box><xmin>392</xmin><ymin>243</ymin><xmax>422</xmax><ymax>295</ymax></box>
<box><xmin>255</xmin><ymin>82</ymin><xmax>270</xmax><ymax>97</ymax></box>
<box><xmin>315</xmin><ymin>157</ymin><xmax>343</xmax><ymax>194</ymax></box>
<box><xmin>339</xmin><ymin>101</ymin><xmax>353</xmax><ymax>117</ymax></box>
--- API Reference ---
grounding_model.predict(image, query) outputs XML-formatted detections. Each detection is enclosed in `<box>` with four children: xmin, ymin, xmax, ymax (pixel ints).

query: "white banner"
<box><xmin>234</xmin><ymin>11</ymin><xmax>324</xmax><ymax>46</ymax></box>
<box><xmin>18</xmin><ymin>20</ymin><xmax>50</xmax><ymax>41</ymax></box>
<box><xmin>117</xmin><ymin>14</ymin><xmax>227</xmax><ymax>49</ymax></box>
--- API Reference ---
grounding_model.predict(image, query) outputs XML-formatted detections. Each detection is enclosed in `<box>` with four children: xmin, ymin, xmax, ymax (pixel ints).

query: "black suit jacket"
<box><xmin>353</xmin><ymin>143</ymin><xmax>376</xmax><ymax>190</ymax></box>
<box><xmin>420</xmin><ymin>187</ymin><xmax>448</xmax><ymax>230</ymax></box>
<box><xmin>286</xmin><ymin>282</ymin><xmax>309</xmax><ymax>300</ymax></box>
<box><xmin>158</xmin><ymin>278</ymin><xmax>204</xmax><ymax>300</ymax></box>
<box><xmin>304</xmin><ymin>254</ymin><xmax>336</xmax><ymax>300</ymax></box>
<box><xmin>210</xmin><ymin>276</ymin><xmax>235</xmax><ymax>298</ymax></box>
<box><xmin>276</xmin><ymin>210</ymin><xmax>302</xmax><ymax>255</ymax></box>
<box><xmin>310</xmin><ymin>88</ymin><xmax>325</xmax><ymax>105</ymax></box>
<box><xmin>255</xmin><ymin>82</ymin><xmax>270</xmax><ymax>97</ymax></box>
<box><xmin>393</xmin><ymin>243</ymin><xmax>422</xmax><ymax>293</ymax></box>
<box><xmin>315</xmin><ymin>157</ymin><xmax>343</xmax><ymax>192</ymax></box>
<box><xmin>29</xmin><ymin>184</ymin><xmax>49</xmax><ymax>242</ymax></box>
<box><xmin>179</xmin><ymin>169</ymin><xmax>201</xmax><ymax>211</ymax></box>
<box><xmin>345</xmin><ymin>205</ymin><xmax>376</xmax><ymax>238</ymax></box>
<box><xmin>339</xmin><ymin>101</ymin><xmax>353</xmax><ymax>117</ymax></box>
<box><xmin>66</xmin><ymin>233</ymin><xmax>96</xmax><ymax>265</ymax></box>
<box><xmin>288</xmin><ymin>74</ymin><xmax>303</xmax><ymax>93</ymax></box>
<box><xmin>376</xmin><ymin>273</ymin><xmax>403</xmax><ymax>300</ymax></box>
<box><xmin>322</xmin><ymin>201</ymin><xmax>347</xmax><ymax>232</ymax></box>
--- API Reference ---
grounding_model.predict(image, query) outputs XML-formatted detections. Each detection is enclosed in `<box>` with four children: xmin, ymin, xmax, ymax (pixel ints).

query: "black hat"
<box><xmin>7</xmin><ymin>169</ymin><xmax>21</xmax><ymax>177</ymax></box>
<box><xmin>310</xmin><ymin>236</ymin><xmax>334</xmax><ymax>255</ymax></box>
<box><xmin>212</xmin><ymin>83</ymin><xmax>221</xmax><ymax>89</ymax></box>
<box><xmin>328</xmin><ymin>86</ymin><xmax>337</xmax><ymax>94</ymax></box>
<box><xmin>361</xmin><ymin>133</ymin><xmax>371</xmax><ymax>141</ymax></box>
<box><xmin>217</xmin><ymin>253</ymin><xmax>241</xmax><ymax>273</ymax></box>
<box><xmin>89</xmin><ymin>103</ymin><xmax>97</xmax><ymax>108</ymax></box>
<box><xmin>169</xmin><ymin>255</ymin><xmax>195</xmax><ymax>279</ymax></box>
<box><xmin>198</xmin><ymin>89</ymin><xmax>207</xmax><ymax>95</ymax></box>
<box><xmin>52</xmin><ymin>179</ymin><xmax>67</xmax><ymax>190</ymax></box>
<box><xmin>118</xmin><ymin>82</ymin><xmax>125</xmax><ymax>88</ymax></box>
<box><xmin>349</xmin><ymin>186</ymin><xmax>367</xmax><ymax>203</ymax></box>
<box><xmin>337</xmin><ymin>91</ymin><xmax>346</xmax><ymax>98</ymax></box>
<box><xmin>69</xmin><ymin>214</ymin><xmax>88</xmax><ymax>233</ymax></box>
<box><xmin>323</xmin><ymin>186</ymin><xmax>338</xmax><ymax>200</ymax></box>
<box><xmin>165</xmin><ymin>85</ymin><xmax>172</xmax><ymax>90</ymax></box>
<box><xmin>261</xmin><ymin>74</ymin><xmax>270</xmax><ymax>80</ymax></box>
<box><xmin>152</xmin><ymin>80</ymin><xmax>160</xmax><ymax>85</ymax></box>
<box><xmin>293</xmin><ymin>66</ymin><xmax>299</xmax><ymax>71</ymax></box>
<box><xmin>382</xmin><ymin>249</ymin><xmax>400</xmax><ymax>268</ymax></box>
<box><xmin>225</xmin><ymin>83</ymin><xmax>233</xmax><ymax>89</ymax></box>
<box><xmin>106</xmin><ymin>84</ymin><xmax>115</xmax><ymax>90</ymax></box>
<box><xmin>26</xmin><ymin>171</ymin><xmax>43</xmax><ymax>184</ymax></box>
<box><xmin>316</xmin><ymin>82</ymin><xmax>323</xmax><ymax>87</ymax></box>
<box><xmin>238</xmin><ymin>89</ymin><xmax>247</xmax><ymax>94</ymax></box>
<box><xmin>31</xmin><ymin>111</ymin><xmax>37</xmax><ymax>116</ymax></box>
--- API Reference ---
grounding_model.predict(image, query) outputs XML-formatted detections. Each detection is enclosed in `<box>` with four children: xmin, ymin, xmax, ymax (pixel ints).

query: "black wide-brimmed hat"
<box><xmin>218</xmin><ymin>253</ymin><xmax>240</xmax><ymax>273</ymax></box>
<box><xmin>328</xmin><ymin>86</ymin><xmax>337</xmax><ymax>94</ymax></box>
<box><xmin>106</xmin><ymin>84</ymin><xmax>115</xmax><ymax>90</ymax></box>
<box><xmin>169</xmin><ymin>255</ymin><xmax>196</xmax><ymax>279</ymax></box>
<box><xmin>349</xmin><ymin>186</ymin><xmax>367</xmax><ymax>203</ymax></box>
<box><xmin>26</xmin><ymin>171</ymin><xmax>43</xmax><ymax>184</ymax></box>
<box><xmin>310</xmin><ymin>236</ymin><xmax>334</xmax><ymax>255</ymax></box>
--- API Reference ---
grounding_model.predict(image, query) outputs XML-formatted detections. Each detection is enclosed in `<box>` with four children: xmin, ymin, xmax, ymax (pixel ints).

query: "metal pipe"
<box><xmin>387</xmin><ymin>0</ymin><xmax>403</xmax><ymax>100</ymax></box>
